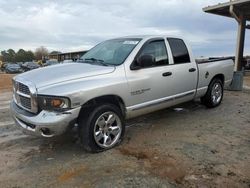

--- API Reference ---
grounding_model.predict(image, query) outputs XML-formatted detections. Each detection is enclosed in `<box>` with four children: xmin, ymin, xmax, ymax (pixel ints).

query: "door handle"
<box><xmin>189</xmin><ymin>68</ymin><xmax>196</xmax><ymax>72</ymax></box>
<box><xmin>162</xmin><ymin>72</ymin><xmax>172</xmax><ymax>77</ymax></box>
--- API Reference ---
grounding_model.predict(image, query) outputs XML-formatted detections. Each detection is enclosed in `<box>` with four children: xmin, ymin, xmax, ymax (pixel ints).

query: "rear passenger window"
<box><xmin>139</xmin><ymin>40</ymin><xmax>169</xmax><ymax>67</ymax></box>
<box><xmin>167</xmin><ymin>38</ymin><xmax>191</xmax><ymax>64</ymax></box>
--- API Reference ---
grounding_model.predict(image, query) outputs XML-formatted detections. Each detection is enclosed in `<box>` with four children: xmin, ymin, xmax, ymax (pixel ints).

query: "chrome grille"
<box><xmin>18</xmin><ymin>83</ymin><xmax>30</xmax><ymax>95</ymax></box>
<box><xmin>13</xmin><ymin>80</ymin><xmax>37</xmax><ymax>113</ymax></box>
<box><xmin>19</xmin><ymin>95</ymin><xmax>31</xmax><ymax>109</ymax></box>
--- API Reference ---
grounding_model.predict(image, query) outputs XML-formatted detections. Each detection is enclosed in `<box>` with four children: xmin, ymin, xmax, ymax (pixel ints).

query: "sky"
<box><xmin>0</xmin><ymin>0</ymin><xmax>249</xmax><ymax>57</ymax></box>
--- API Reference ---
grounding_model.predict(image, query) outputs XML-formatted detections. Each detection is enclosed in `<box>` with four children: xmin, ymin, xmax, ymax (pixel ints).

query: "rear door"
<box><xmin>166</xmin><ymin>38</ymin><xmax>198</xmax><ymax>103</ymax></box>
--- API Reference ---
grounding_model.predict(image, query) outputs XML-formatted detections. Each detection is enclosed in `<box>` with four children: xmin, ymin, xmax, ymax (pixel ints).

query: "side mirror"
<box><xmin>137</xmin><ymin>54</ymin><xmax>155</xmax><ymax>67</ymax></box>
<box><xmin>130</xmin><ymin>54</ymin><xmax>155</xmax><ymax>70</ymax></box>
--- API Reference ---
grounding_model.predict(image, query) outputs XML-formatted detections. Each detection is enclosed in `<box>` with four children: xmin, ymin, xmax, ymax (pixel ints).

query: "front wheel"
<box><xmin>201</xmin><ymin>78</ymin><xmax>224</xmax><ymax>108</ymax></box>
<box><xmin>79</xmin><ymin>104</ymin><xmax>125</xmax><ymax>152</ymax></box>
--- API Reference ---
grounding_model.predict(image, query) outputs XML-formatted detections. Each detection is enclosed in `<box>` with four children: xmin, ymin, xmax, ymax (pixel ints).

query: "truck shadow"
<box><xmin>37</xmin><ymin>100</ymin><xmax>205</xmax><ymax>155</ymax></box>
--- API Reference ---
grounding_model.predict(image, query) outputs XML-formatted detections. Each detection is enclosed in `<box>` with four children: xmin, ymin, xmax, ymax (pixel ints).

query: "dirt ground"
<box><xmin>0</xmin><ymin>73</ymin><xmax>15</xmax><ymax>92</ymax></box>
<box><xmin>244</xmin><ymin>74</ymin><xmax>250</xmax><ymax>88</ymax></box>
<box><xmin>0</xmin><ymin>75</ymin><xmax>249</xmax><ymax>188</ymax></box>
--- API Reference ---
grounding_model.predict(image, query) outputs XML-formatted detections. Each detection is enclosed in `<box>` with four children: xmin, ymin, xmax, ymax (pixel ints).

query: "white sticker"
<box><xmin>123</xmin><ymin>41</ymin><xmax>139</xmax><ymax>45</ymax></box>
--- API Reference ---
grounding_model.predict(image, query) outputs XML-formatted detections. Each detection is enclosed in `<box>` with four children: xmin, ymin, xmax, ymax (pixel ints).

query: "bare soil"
<box><xmin>244</xmin><ymin>75</ymin><xmax>250</xmax><ymax>87</ymax></box>
<box><xmin>0</xmin><ymin>73</ymin><xmax>15</xmax><ymax>93</ymax></box>
<box><xmin>0</xmin><ymin>76</ymin><xmax>249</xmax><ymax>187</ymax></box>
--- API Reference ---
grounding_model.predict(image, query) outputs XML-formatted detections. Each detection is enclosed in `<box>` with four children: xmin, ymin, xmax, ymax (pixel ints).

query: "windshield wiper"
<box><xmin>84</xmin><ymin>58</ymin><xmax>109</xmax><ymax>66</ymax></box>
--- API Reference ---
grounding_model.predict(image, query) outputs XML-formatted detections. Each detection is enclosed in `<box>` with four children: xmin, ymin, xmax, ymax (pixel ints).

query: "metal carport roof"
<box><xmin>203</xmin><ymin>0</ymin><xmax>250</xmax><ymax>90</ymax></box>
<box><xmin>203</xmin><ymin>0</ymin><xmax>250</xmax><ymax>21</ymax></box>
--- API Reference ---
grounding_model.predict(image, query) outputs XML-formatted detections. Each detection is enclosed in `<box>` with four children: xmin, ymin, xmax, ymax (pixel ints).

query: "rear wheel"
<box><xmin>201</xmin><ymin>78</ymin><xmax>223</xmax><ymax>108</ymax></box>
<box><xmin>79</xmin><ymin>104</ymin><xmax>125</xmax><ymax>152</ymax></box>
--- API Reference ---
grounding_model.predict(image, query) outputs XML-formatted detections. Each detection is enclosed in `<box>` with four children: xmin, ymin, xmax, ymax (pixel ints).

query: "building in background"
<box><xmin>48</xmin><ymin>51</ymin><xmax>61</xmax><ymax>60</ymax></box>
<box><xmin>49</xmin><ymin>50</ymin><xmax>88</xmax><ymax>62</ymax></box>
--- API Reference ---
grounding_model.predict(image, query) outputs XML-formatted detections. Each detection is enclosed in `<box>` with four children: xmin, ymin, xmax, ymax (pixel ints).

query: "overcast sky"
<box><xmin>0</xmin><ymin>0</ymin><xmax>249</xmax><ymax>57</ymax></box>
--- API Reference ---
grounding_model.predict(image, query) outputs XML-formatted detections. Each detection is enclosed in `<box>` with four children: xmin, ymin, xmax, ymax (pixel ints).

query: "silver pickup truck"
<box><xmin>10</xmin><ymin>35</ymin><xmax>234</xmax><ymax>152</ymax></box>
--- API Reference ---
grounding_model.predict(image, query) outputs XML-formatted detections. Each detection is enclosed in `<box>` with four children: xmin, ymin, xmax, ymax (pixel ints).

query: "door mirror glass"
<box><xmin>137</xmin><ymin>54</ymin><xmax>155</xmax><ymax>68</ymax></box>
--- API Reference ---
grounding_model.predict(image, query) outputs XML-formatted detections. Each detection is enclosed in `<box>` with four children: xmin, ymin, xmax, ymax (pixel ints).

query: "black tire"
<box><xmin>201</xmin><ymin>78</ymin><xmax>224</xmax><ymax>108</ymax></box>
<box><xmin>79</xmin><ymin>104</ymin><xmax>125</xmax><ymax>152</ymax></box>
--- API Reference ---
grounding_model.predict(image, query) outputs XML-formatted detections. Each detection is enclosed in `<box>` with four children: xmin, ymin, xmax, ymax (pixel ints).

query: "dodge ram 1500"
<box><xmin>11</xmin><ymin>35</ymin><xmax>234</xmax><ymax>152</ymax></box>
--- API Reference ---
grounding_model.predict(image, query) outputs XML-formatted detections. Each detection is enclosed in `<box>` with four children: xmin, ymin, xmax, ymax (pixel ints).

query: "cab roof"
<box><xmin>114</xmin><ymin>35</ymin><xmax>182</xmax><ymax>40</ymax></box>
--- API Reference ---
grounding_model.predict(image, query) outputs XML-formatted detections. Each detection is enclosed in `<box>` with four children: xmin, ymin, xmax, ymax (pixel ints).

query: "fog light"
<box><xmin>40</xmin><ymin>128</ymin><xmax>50</xmax><ymax>135</ymax></box>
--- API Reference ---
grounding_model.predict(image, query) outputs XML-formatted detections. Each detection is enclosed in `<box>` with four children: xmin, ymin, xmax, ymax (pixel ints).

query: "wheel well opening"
<box><xmin>212</xmin><ymin>74</ymin><xmax>225</xmax><ymax>85</ymax></box>
<box><xmin>78</xmin><ymin>95</ymin><xmax>126</xmax><ymax>119</ymax></box>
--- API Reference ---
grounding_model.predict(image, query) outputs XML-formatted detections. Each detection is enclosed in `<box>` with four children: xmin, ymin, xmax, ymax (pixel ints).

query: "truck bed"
<box><xmin>195</xmin><ymin>58</ymin><xmax>234</xmax><ymax>98</ymax></box>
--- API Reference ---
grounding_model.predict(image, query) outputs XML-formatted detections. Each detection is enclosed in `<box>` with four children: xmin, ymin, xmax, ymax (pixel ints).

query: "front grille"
<box><xmin>19</xmin><ymin>95</ymin><xmax>31</xmax><ymax>109</ymax></box>
<box><xmin>13</xmin><ymin>81</ymin><xmax>36</xmax><ymax>113</ymax></box>
<box><xmin>18</xmin><ymin>82</ymin><xmax>30</xmax><ymax>95</ymax></box>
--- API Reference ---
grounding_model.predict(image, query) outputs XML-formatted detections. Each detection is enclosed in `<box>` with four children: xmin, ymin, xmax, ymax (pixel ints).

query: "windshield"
<box><xmin>80</xmin><ymin>38</ymin><xmax>141</xmax><ymax>65</ymax></box>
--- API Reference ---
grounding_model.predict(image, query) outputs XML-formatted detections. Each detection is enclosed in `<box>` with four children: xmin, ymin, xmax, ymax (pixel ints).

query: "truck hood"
<box><xmin>16</xmin><ymin>63</ymin><xmax>115</xmax><ymax>89</ymax></box>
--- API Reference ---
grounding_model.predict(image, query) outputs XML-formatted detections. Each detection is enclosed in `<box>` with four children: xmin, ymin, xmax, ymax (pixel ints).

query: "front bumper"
<box><xmin>10</xmin><ymin>101</ymin><xmax>81</xmax><ymax>137</ymax></box>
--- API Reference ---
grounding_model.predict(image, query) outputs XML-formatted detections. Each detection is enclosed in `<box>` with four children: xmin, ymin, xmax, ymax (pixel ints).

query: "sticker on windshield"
<box><xmin>123</xmin><ymin>41</ymin><xmax>139</xmax><ymax>45</ymax></box>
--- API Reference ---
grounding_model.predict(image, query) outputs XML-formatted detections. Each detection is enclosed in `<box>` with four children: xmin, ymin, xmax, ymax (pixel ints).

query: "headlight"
<box><xmin>37</xmin><ymin>95</ymin><xmax>71</xmax><ymax>111</ymax></box>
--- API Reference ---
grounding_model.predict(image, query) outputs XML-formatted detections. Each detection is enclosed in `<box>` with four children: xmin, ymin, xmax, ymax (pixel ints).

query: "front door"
<box><xmin>125</xmin><ymin>38</ymin><xmax>176</xmax><ymax>113</ymax></box>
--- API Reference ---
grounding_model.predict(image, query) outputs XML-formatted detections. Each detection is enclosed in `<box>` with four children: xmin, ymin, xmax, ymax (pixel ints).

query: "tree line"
<box><xmin>0</xmin><ymin>47</ymin><xmax>56</xmax><ymax>63</ymax></box>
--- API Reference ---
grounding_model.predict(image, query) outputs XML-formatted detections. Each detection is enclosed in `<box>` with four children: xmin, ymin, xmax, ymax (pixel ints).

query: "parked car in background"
<box><xmin>62</xmin><ymin>60</ymin><xmax>73</xmax><ymax>63</ymax></box>
<box><xmin>43</xmin><ymin>60</ymin><xmax>59</xmax><ymax>67</ymax></box>
<box><xmin>21</xmin><ymin>62</ymin><xmax>40</xmax><ymax>72</ymax></box>
<box><xmin>5</xmin><ymin>63</ymin><xmax>23</xmax><ymax>74</ymax></box>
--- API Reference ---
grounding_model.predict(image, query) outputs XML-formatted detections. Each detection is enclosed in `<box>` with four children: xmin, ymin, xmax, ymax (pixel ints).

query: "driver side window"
<box><xmin>138</xmin><ymin>40</ymin><xmax>169</xmax><ymax>68</ymax></box>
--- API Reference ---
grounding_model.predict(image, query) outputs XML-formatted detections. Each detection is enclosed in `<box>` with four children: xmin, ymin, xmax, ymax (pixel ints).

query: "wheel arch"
<box><xmin>201</xmin><ymin>73</ymin><xmax>224</xmax><ymax>108</ymax></box>
<box><xmin>211</xmin><ymin>74</ymin><xmax>225</xmax><ymax>86</ymax></box>
<box><xmin>78</xmin><ymin>95</ymin><xmax>126</xmax><ymax>121</ymax></box>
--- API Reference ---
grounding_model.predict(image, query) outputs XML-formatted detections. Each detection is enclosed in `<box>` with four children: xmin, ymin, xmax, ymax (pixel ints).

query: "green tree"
<box><xmin>26</xmin><ymin>50</ymin><xmax>35</xmax><ymax>61</ymax></box>
<box><xmin>1</xmin><ymin>49</ymin><xmax>35</xmax><ymax>62</ymax></box>
<box><xmin>7</xmin><ymin>49</ymin><xmax>16</xmax><ymax>62</ymax></box>
<box><xmin>1</xmin><ymin>50</ymin><xmax>11</xmax><ymax>62</ymax></box>
<box><xmin>16</xmin><ymin>49</ymin><xmax>26</xmax><ymax>62</ymax></box>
